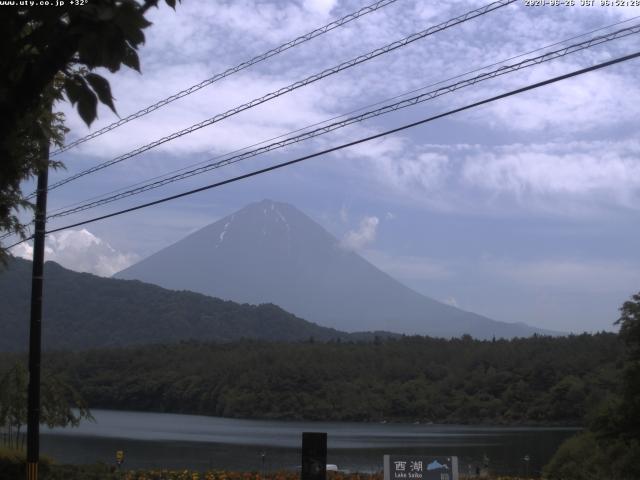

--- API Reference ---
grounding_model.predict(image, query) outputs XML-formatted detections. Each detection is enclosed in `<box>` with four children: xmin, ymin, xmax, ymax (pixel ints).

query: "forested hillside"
<box><xmin>0</xmin><ymin>257</ymin><xmax>351</xmax><ymax>351</ymax></box>
<box><xmin>1</xmin><ymin>333</ymin><xmax>622</xmax><ymax>425</ymax></box>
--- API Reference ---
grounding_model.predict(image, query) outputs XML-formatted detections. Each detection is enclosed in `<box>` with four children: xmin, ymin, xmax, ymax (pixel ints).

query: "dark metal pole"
<box><xmin>26</xmin><ymin>143</ymin><xmax>49</xmax><ymax>480</ymax></box>
<box><xmin>301</xmin><ymin>432</ymin><xmax>327</xmax><ymax>480</ymax></box>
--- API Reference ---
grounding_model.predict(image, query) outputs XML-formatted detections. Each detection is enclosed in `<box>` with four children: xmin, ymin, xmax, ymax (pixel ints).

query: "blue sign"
<box><xmin>384</xmin><ymin>455</ymin><xmax>459</xmax><ymax>480</ymax></box>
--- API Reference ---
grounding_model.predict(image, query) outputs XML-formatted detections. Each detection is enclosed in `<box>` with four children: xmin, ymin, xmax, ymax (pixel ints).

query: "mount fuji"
<box><xmin>115</xmin><ymin>200</ymin><xmax>551</xmax><ymax>339</ymax></box>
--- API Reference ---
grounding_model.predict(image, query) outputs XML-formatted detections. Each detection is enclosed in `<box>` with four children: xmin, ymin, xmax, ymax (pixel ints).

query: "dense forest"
<box><xmin>544</xmin><ymin>292</ymin><xmax>640</xmax><ymax>480</ymax></box>
<box><xmin>0</xmin><ymin>333</ymin><xmax>622</xmax><ymax>425</ymax></box>
<box><xmin>0</xmin><ymin>257</ymin><xmax>357</xmax><ymax>351</ymax></box>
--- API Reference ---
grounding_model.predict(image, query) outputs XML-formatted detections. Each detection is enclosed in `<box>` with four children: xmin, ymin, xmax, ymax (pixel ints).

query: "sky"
<box><xmin>7</xmin><ymin>0</ymin><xmax>640</xmax><ymax>333</ymax></box>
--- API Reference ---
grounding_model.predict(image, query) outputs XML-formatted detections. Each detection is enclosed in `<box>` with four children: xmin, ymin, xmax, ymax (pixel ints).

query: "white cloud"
<box><xmin>62</xmin><ymin>70</ymin><xmax>333</xmax><ymax>163</ymax></box>
<box><xmin>303</xmin><ymin>0</ymin><xmax>338</xmax><ymax>16</ymax></box>
<box><xmin>9</xmin><ymin>229</ymin><xmax>138</xmax><ymax>277</ymax></box>
<box><xmin>376</xmin><ymin>151</ymin><xmax>451</xmax><ymax>191</ymax></box>
<box><xmin>461</xmin><ymin>140</ymin><xmax>640</xmax><ymax>210</ymax></box>
<box><xmin>341</xmin><ymin>215</ymin><xmax>379</xmax><ymax>250</ymax></box>
<box><xmin>363</xmin><ymin>139</ymin><xmax>640</xmax><ymax>216</ymax></box>
<box><xmin>474</xmin><ymin>65</ymin><xmax>640</xmax><ymax>134</ymax></box>
<box><xmin>53</xmin><ymin>0</ymin><xmax>640</xmax><ymax>203</ymax></box>
<box><xmin>343</xmin><ymin>132</ymin><xmax>408</xmax><ymax>161</ymax></box>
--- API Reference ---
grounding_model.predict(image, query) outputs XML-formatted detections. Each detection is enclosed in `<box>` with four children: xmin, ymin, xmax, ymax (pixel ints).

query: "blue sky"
<box><xmin>9</xmin><ymin>0</ymin><xmax>640</xmax><ymax>333</ymax></box>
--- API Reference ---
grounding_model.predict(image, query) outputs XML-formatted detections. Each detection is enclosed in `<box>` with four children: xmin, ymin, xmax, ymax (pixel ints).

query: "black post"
<box><xmin>26</xmin><ymin>146</ymin><xmax>49</xmax><ymax>480</ymax></box>
<box><xmin>301</xmin><ymin>432</ymin><xmax>327</xmax><ymax>480</ymax></box>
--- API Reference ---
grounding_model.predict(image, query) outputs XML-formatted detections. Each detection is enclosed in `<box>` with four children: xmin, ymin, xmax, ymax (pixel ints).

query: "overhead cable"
<box><xmin>50</xmin><ymin>0</ymin><xmax>401</xmax><ymax>157</ymax></box>
<box><xmin>45</xmin><ymin>14</ymin><xmax>640</xmax><ymax>217</ymax></box>
<box><xmin>4</xmin><ymin>49</ymin><xmax>635</xmax><ymax>250</ymax></box>
<box><xmin>34</xmin><ymin>0</ymin><xmax>516</xmax><ymax>198</ymax></box>
<box><xmin>46</xmin><ymin>24</ymin><xmax>640</xmax><ymax>220</ymax></box>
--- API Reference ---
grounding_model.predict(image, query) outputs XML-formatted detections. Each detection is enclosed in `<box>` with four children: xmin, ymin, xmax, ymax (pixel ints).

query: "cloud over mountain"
<box><xmin>10</xmin><ymin>229</ymin><xmax>138</xmax><ymax>277</ymax></box>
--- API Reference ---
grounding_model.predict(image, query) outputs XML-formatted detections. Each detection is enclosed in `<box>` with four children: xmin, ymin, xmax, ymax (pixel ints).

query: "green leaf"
<box><xmin>96</xmin><ymin>5</ymin><xmax>116</xmax><ymax>21</ymax></box>
<box><xmin>63</xmin><ymin>76</ymin><xmax>83</xmax><ymax>105</ymax></box>
<box><xmin>116</xmin><ymin>2</ymin><xmax>151</xmax><ymax>46</ymax></box>
<box><xmin>121</xmin><ymin>45</ymin><xmax>141</xmax><ymax>72</ymax></box>
<box><xmin>100</xmin><ymin>32</ymin><xmax>126</xmax><ymax>73</ymax></box>
<box><xmin>76</xmin><ymin>31</ymin><xmax>102</xmax><ymax>69</ymax></box>
<box><xmin>77</xmin><ymin>86</ymin><xmax>98</xmax><ymax>127</ymax></box>
<box><xmin>85</xmin><ymin>73</ymin><xmax>117</xmax><ymax>115</ymax></box>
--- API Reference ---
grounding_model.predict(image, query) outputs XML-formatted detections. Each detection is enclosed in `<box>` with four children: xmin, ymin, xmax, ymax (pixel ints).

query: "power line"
<box><xmin>6</xmin><ymin>49</ymin><xmax>636</xmax><ymax>250</ymax></box>
<box><xmin>50</xmin><ymin>0</ymin><xmax>400</xmax><ymax>157</ymax></box>
<box><xmin>6</xmin><ymin>16</ymin><xmax>638</xmax><ymax>243</ymax></box>
<box><xmin>34</xmin><ymin>0</ymin><xmax>516</xmax><ymax>198</ymax></box>
<box><xmin>11</xmin><ymin>14</ymin><xmax>632</xmax><ymax>247</ymax></box>
<box><xmin>45</xmin><ymin>14</ymin><xmax>640</xmax><ymax>218</ymax></box>
<box><xmin>0</xmin><ymin>223</ymin><xmax>33</xmax><ymax>250</ymax></box>
<box><xmin>46</xmin><ymin>23</ymin><xmax>640</xmax><ymax>220</ymax></box>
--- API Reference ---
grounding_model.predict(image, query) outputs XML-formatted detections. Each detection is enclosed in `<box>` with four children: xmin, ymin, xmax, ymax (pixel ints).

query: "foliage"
<box><xmin>0</xmin><ymin>365</ymin><xmax>27</xmax><ymax>449</ymax></box>
<box><xmin>543</xmin><ymin>432</ymin><xmax>640</xmax><ymax>480</ymax></box>
<box><xmin>544</xmin><ymin>291</ymin><xmax>640</xmax><ymax>480</ymax></box>
<box><xmin>116</xmin><ymin>471</ymin><xmax>536</xmax><ymax>480</ymax></box>
<box><xmin>543</xmin><ymin>432</ymin><xmax>607</xmax><ymax>480</ymax></box>
<box><xmin>0</xmin><ymin>332</ymin><xmax>622</xmax><ymax>425</ymax></box>
<box><xmin>614</xmin><ymin>292</ymin><xmax>640</xmax><ymax>441</ymax></box>
<box><xmin>0</xmin><ymin>261</ymin><xmax>629</xmax><ymax>427</ymax></box>
<box><xmin>0</xmin><ymin>446</ymin><xmax>53</xmax><ymax>480</ymax></box>
<box><xmin>0</xmin><ymin>0</ymin><xmax>179</xmax><ymax>258</ymax></box>
<box><xmin>0</xmin><ymin>363</ymin><xmax>93</xmax><ymax>450</ymax></box>
<box><xmin>0</xmin><ymin>257</ymin><xmax>348</xmax><ymax>351</ymax></box>
<box><xmin>0</xmin><ymin>82</ymin><xmax>67</xmax><ymax>257</ymax></box>
<box><xmin>0</xmin><ymin>460</ymin><xmax>536</xmax><ymax>480</ymax></box>
<box><xmin>37</xmin><ymin>463</ymin><xmax>119</xmax><ymax>480</ymax></box>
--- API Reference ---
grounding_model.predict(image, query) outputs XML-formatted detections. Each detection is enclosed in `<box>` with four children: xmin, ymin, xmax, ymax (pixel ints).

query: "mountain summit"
<box><xmin>115</xmin><ymin>200</ymin><xmax>549</xmax><ymax>338</ymax></box>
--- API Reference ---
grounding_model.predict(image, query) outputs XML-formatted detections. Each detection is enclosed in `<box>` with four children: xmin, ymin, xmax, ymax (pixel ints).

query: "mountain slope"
<box><xmin>116</xmin><ymin>200</ymin><xmax>551</xmax><ymax>339</ymax></box>
<box><xmin>0</xmin><ymin>257</ymin><xmax>350</xmax><ymax>352</ymax></box>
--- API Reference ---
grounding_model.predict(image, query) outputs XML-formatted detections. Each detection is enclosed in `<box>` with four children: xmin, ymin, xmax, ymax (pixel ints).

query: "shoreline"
<box><xmin>66</xmin><ymin>407</ymin><xmax>586</xmax><ymax>430</ymax></box>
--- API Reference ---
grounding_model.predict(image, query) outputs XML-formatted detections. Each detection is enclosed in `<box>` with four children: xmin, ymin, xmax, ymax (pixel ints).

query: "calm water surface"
<box><xmin>41</xmin><ymin>409</ymin><xmax>579</xmax><ymax>476</ymax></box>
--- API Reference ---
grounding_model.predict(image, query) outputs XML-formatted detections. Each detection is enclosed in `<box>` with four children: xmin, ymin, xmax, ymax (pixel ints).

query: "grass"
<box><xmin>0</xmin><ymin>450</ymin><xmax>540</xmax><ymax>480</ymax></box>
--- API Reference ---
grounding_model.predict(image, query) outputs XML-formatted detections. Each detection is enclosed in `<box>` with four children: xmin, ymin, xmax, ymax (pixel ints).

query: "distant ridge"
<box><xmin>0</xmin><ymin>257</ymin><xmax>353</xmax><ymax>352</ymax></box>
<box><xmin>116</xmin><ymin>199</ymin><xmax>555</xmax><ymax>339</ymax></box>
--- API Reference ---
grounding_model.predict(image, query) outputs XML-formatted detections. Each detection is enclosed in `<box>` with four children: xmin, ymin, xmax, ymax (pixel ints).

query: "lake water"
<box><xmin>41</xmin><ymin>409</ymin><xmax>579</xmax><ymax>477</ymax></box>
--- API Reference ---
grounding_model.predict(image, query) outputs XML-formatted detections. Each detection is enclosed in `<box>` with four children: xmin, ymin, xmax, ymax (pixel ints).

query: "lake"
<box><xmin>41</xmin><ymin>409</ymin><xmax>579</xmax><ymax>477</ymax></box>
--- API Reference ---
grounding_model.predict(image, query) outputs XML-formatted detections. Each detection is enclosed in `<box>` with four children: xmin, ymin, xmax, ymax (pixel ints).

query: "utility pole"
<box><xmin>26</xmin><ymin>140</ymin><xmax>50</xmax><ymax>480</ymax></box>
